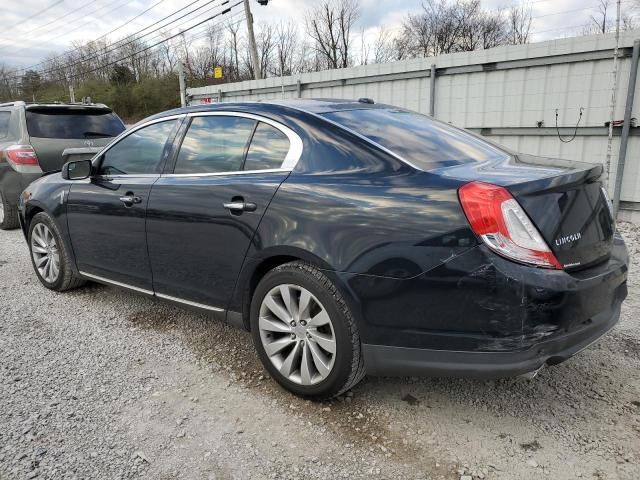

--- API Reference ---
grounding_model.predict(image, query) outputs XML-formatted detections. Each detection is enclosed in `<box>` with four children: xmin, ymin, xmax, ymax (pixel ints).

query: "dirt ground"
<box><xmin>1</xmin><ymin>223</ymin><xmax>639</xmax><ymax>480</ymax></box>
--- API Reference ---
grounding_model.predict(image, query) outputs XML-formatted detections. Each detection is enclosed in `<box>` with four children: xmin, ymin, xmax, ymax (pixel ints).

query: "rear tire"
<box><xmin>250</xmin><ymin>261</ymin><xmax>366</xmax><ymax>399</ymax></box>
<box><xmin>28</xmin><ymin>212</ymin><xmax>86</xmax><ymax>291</ymax></box>
<box><xmin>0</xmin><ymin>189</ymin><xmax>19</xmax><ymax>230</ymax></box>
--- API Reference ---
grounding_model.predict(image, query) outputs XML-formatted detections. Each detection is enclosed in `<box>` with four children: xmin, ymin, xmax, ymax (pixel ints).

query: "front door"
<box><xmin>67</xmin><ymin>119</ymin><xmax>180</xmax><ymax>290</ymax></box>
<box><xmin>147</xmin><ymin>114</ymin><xmax>295</xmax><ymax>309</ymax></box>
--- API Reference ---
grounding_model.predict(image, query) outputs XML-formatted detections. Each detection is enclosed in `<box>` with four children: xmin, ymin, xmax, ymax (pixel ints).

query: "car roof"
<box><xmin>0</xmin><ymin>100</ymin><xmax>111</xmax><ymax>111</ymax></box>
<box><xmin>149</xmin><ymin>98</ymin><xmax>387</xmax><ymax>121</ymax></box>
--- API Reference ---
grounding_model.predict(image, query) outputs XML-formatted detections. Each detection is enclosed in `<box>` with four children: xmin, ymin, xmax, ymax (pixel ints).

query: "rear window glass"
<box><xmin>26</xmin><ymin>109</ymin><xmax>125</xmax><ymax>139</ymax></box>
<box><xmin>323</xmin><ymin>108</ymin><xmax>508</xmax><ymax>169</ymax></box>
<box><xmin>244</xmin><ymin>122</ymin><xmax>290</xmax><ymax>170</ymax></box>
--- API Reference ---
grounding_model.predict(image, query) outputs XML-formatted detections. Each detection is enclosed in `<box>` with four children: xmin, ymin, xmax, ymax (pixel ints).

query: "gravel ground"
<box><xmin>1</xmin><ymin>224</ymin><xmax>639</xmax><ymax>480</ymax></box>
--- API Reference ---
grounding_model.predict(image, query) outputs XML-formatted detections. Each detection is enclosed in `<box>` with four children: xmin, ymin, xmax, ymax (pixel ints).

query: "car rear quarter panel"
<box><xmin>236</xmin><ymin>166</ymin><xmax>482</xmax><ymax>344</ymax></box>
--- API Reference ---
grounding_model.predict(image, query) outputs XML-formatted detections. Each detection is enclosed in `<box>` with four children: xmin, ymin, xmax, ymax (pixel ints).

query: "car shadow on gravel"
<box><xmin>115</xmin><ymin>289</ymin><xmax>638</xmax><ymax>463</ymax></box>
<box><xmin>123</xmin><ymin>301</ymin><xmax>425</xmax><ymax>458</ymax></box>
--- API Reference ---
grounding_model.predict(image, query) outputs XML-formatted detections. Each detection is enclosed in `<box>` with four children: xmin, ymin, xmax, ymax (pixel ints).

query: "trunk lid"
<box><xmin>435</xmin><ymin>154</ymin><xmax>615</xmax><ymax>270</ymax></box>
<box><xmin>25</xmin><ymin>106</ymin><xmax>125</xmax><ymax>172</ymax></box>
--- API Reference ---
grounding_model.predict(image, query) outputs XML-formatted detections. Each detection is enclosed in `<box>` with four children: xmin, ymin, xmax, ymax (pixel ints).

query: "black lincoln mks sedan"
<box><xmin>18</xmin><ymin>99</ymin><xmax>628</xmax><ymax>398</ymax></box>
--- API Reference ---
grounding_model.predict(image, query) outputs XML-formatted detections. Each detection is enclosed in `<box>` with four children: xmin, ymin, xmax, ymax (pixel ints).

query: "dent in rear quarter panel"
<box><xmin>243</xmin><ymin>169</ymin><xmax>481</xmax><ymax>344</ymax></box>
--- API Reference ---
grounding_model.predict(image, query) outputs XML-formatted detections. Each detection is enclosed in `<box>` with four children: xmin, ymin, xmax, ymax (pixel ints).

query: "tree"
<box><xmin>372</xmin><ymin>27</ymin><xmax>396</xmax><ymax>64</ymax></box>
<box><xmin>21</xmin><ymin>70</ymin><xmax>41</xmax><ymax>100</ymax></box>
<box><xmin>398</xmin><ymin>0</ymin><xmax>509</xmax><ymax>58</ymax></box>
<box><xmin>590</xmin><ymin>0</ymin><xmax>611</xmax><ymax>34</ymax></box>
<box><xmin>110</xmin><ymin>65</ymin><xmax>135</xmax><ymax>85</ymax></box>
<box><xmin>507</xmin><ymin>3</ymin><xmax>532</xmax><ymax>45</ymax></box>
<box><xmin>305</xmin><ymin>0</ymin><xmax>361</xmax><ymax>69</ymax></box>
<box><xmin>225</xmin><ymin>20</ymin><xmax>243</xmax><ymax>81</ymax></box>
<box><xmin>273</xmin><ymin>21</ymin><xmax>298</xmax><ymax>76</ymax></box>
<box><xmin>0</xmin><ymin>64</ymin><xmax>19</xmax><ymax>101</ymax></box>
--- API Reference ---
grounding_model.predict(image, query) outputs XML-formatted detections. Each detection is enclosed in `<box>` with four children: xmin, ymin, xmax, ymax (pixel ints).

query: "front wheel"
<box><xmin>250</xmin><ymin>261</ymin><xmax>366</xmax><ymax>399</ymax></box>
<box><xmin>28</xmin><ymin>212</ymin><xmax>85</xmax><ymax>291</ymax></box>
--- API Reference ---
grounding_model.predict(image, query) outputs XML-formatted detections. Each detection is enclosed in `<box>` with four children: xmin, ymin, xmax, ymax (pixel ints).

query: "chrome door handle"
<box><xmin>119</xmin><ymin>195</ymin><xmax>141</xmax><ymax>205</ymax></box>
<box><xmin>223</xmin><ymin>201</ymin><xmax>256</xmax><ymax>212</ymax></box>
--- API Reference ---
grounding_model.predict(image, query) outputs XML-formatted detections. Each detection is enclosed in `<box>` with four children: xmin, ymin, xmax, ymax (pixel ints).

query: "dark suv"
<box><xmin>0</xmin><ymin>101</ymin><xmax>125</xmax><ymax>229</ymax></box>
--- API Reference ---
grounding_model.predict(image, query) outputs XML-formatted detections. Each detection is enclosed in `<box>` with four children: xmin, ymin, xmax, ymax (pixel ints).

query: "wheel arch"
<box><xmin>230</xmin><ymin>246</ymin><xmax>360</xmax><ymax>332</ymax></box>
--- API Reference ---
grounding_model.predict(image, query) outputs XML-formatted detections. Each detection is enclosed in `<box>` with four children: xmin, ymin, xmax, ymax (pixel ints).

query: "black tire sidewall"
<box><xmin>250</xmin><ymin>265</ymin><xmax>356</xmax><ymax>398</ymax></box>
<box><xmin>0</xmin><ymin>189</ymin><xmax>18</xmax><ymax>230</ymax></box>
<box><xmin>28</xmin><ymin>213</ymin><xmax>68</xmax><ymax>290</ymax></box>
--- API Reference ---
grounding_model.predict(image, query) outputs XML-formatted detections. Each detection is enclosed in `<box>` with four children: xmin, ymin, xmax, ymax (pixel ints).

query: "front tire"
<box><xmin>28</xmin><ymin>212</ymin><xmax>85</xmax><ymax>291</ymax></box>
<box><xmin>250</xmin><ymin>261</ymin><xmax>366</xmax><ymax>399</ymax></box>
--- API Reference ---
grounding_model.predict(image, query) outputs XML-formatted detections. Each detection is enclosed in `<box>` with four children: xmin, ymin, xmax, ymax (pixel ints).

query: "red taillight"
<box><xmin>458</xmin><ymin>181</ymin><xmax>562</xmax><ymax>269</ymax></box>
<box><xmin>5</xmin><ymin>145</ymin><xmax>39</xmax><ymax>166</ymax></box>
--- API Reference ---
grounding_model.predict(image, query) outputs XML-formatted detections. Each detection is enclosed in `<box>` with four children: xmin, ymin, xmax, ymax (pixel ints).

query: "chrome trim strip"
<box><xmin>79</xmin><ymin>271</ymin><xmax>155</xmax><ymax>295</ymax></box>
<box><xmin>156</xmin><ymin>293</ymin><xmax>224</xmax><ymax>312</ymax></box>
<box><xmin>282</xmin><ymin>105</ymin><xmax>425</xmax><ymax>172</ymax></box>
<box><xmin>90</xmin><ymin>114</ymin><xmax>187</xmax><ymax>166</ymax></box>
<box><xmin>162</xmin><ymin>167</ymin><xmax>291</xmax><ymax>178</ymax></box>
<box><xmin>79</xmin><ymin>271</ymin><xmax>225</xmax><ymax>312</ymax></box>
<box><xmin>186</xmin><ymin>111</ymin><xmax>303</xmax><ymax>170</ymax></box>
<box><xmin>95</xmin><ymin>174</ymin><xmax>160</xmax><ymax>179</ymax></box>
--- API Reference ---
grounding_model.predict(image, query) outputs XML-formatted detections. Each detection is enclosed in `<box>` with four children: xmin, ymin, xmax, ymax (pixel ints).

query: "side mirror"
<box><xmin>62</xmin><ymin>159</ymin><xmax>93</xmax><ymax>180</ymax></box>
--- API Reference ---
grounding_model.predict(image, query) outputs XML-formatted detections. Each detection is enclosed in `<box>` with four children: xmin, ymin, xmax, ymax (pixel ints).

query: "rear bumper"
<box><xmin>362</xmin><ymin>297</ymin><xmax>623</xmax><ymax>377</ymax></box>
<box><xmin>343</xmin><ymin>232</ymin><xmax>628</xmax><ymax>377</ymax></box>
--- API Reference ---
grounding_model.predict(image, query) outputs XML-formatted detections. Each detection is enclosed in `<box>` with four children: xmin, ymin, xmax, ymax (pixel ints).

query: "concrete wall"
<box><xmin>187</xmin><ymin>30</ymin><xmax>640</xmax><ymax>216</ymax></box>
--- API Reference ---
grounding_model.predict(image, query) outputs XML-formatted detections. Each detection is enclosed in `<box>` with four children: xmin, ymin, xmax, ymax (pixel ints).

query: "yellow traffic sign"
<box><xmin>213</xmin><ymin>67</ymin><xmax>223</xmax><ymax>79</ymax></box>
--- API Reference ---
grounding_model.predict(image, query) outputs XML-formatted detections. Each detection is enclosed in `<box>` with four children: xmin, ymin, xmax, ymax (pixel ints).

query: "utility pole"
<box><xmin>604</xmin><ymin>0</ymin><xmax>622</xmax><ymax>193</ymax></box>
<box><xmin>244</xmin><ymin>0</ymin><xmax>262</xmax><ymax>80</ymax></box>
<box><xmin>177</xmin><ymin>62</ymin><xmax>187</xmax><ymax>107</ymax></box>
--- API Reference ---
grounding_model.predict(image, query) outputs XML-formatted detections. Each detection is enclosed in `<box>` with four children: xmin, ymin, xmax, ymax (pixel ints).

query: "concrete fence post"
<box><xmin>613</xmin><ymin>39</ymin><xmax>640</xmax><ymax>215</ymax></box>
<box><xmin>429</xmin><ymin>64</ymin><xmax>436</xmax><ymax>117</ymax></box>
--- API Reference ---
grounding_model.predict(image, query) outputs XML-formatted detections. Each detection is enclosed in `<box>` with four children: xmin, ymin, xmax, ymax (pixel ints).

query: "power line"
<box><xmin>0</xmin><ymin>0</ymin><xmax>133</xmax><ymax>53</ymax></box>
<box><xmin>531</xmin><ymin>0</ymin><xmax>634</xmax><ymax>20</ymax></box>
<box><xmin>26</xmin><ymin>0</ymin><xmax>230</xmax><ymax>78</ymax></box>
<box><xmin>53</xmin><ymin>1</ymin><xmax>243</xmax><ymax>80</ymax></box>
<box><xmin>14</xmin><ymin>0</ymin><xmax>172</xmax><ymax>74</ymax></box>
<box><xmin>11</xmin><ymin>0</ymin><xmax>65</xmax><ymax>28</ymax></box>
<box><xmin>7</xmin><ymin>0</ymin><xmax>101</xmax><ymax>39</ymax></box>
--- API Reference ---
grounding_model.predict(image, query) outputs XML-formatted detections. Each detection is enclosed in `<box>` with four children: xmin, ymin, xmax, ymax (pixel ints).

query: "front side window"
<box><xmin>99</xmin><ymin>120</ymin><xmax>177</xmax><ymax>175</ymax></box>
<box><xmin>244</xmin><ymin>122</ymin><xmax>290</xmax><ymax>171</ymax></box>
<box><xmin>174</xmin><ymin>116</ymin><xmax>256</xmax><ymax>174</ymax></box>
<box><xmin>323</xmin><ymin>108</ymin><xmax>509</xmax><ymax>169</ymax></box>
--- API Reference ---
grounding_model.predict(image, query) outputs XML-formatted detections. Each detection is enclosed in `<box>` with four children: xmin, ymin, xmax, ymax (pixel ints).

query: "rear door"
<box><xmin>67</xmin><ymin>118</ymin><xmax>180</xmax><ymax>290</ymax></box>
<box><xmin>25</xmin><ymin>107</ymin><xmax>125</xmax><ymax>172</ymax></box>
<box><xmin>147</xmin><ymin>112</ymin><xmax>299</xmax><ymax>310</ymax></box>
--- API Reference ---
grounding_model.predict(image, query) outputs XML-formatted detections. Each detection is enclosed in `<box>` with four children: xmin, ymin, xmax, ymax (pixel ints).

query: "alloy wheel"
<box><xmin>258</xmin><ymin>284</ymin><xmax>336</xmax><ymax>385</ymax></box>
<box><xmin>31</xmin><ymin>223</ymin><xmax>61</xmax><ymax>283</ymax></box>
<box><xmin>0</xmin><ymin>199</ymin><xmax>4</xmax><ymax>224</ymax></box>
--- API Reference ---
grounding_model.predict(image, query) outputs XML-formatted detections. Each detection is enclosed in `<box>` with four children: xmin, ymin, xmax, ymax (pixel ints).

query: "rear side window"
<box><xmin>244</xmin><ymin>122</ymin><xmax>290</xmax><ymax>171</ymax></box>
<box><xmin>0</xmin><ymin>111</ymin><xmax>11</xmax><ymax>139</ymax></box>
<box><xmin>99</xmin><ymin>120</ymin><xmax>177</xmax><ymax>175</ymax></box>
<box><xmin>323</xmin><ymin>108</ymin><xmax>509</xmax><ymax>169</ymax></box>
<box><xmin>26</xmin><ymin>109</ymin><xmax>125</xmax><ymax>139</ymax></box>
<box><xmin>174</xmin><ymin>116</ymin><xmax>256</xmax><ymax>174</ymax></box>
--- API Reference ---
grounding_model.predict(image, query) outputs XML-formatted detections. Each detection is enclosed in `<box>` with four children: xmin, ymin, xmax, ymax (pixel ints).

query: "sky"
<box><xmin>0</xmin><ymin>0</ymin><xmax>637</xmax><ymax>71</ymax></box>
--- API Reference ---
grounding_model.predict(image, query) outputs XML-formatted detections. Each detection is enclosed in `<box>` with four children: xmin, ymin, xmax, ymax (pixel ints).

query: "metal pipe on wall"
<box><xmin>613</xmin><ymin>39</ymin><xmax>640</xmax><ymax>216</ymax></box>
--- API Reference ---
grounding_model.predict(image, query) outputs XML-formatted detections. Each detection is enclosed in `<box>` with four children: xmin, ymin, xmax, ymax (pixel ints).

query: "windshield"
<box><xmin>26</xmin><ymin>109</ymin><xmax>125</xmax><ymax>139</ymax></box>
<box><xmin>323</xmin><ymin>108</ymin><xmax>509</xmax><ymax>169</ymax></box>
